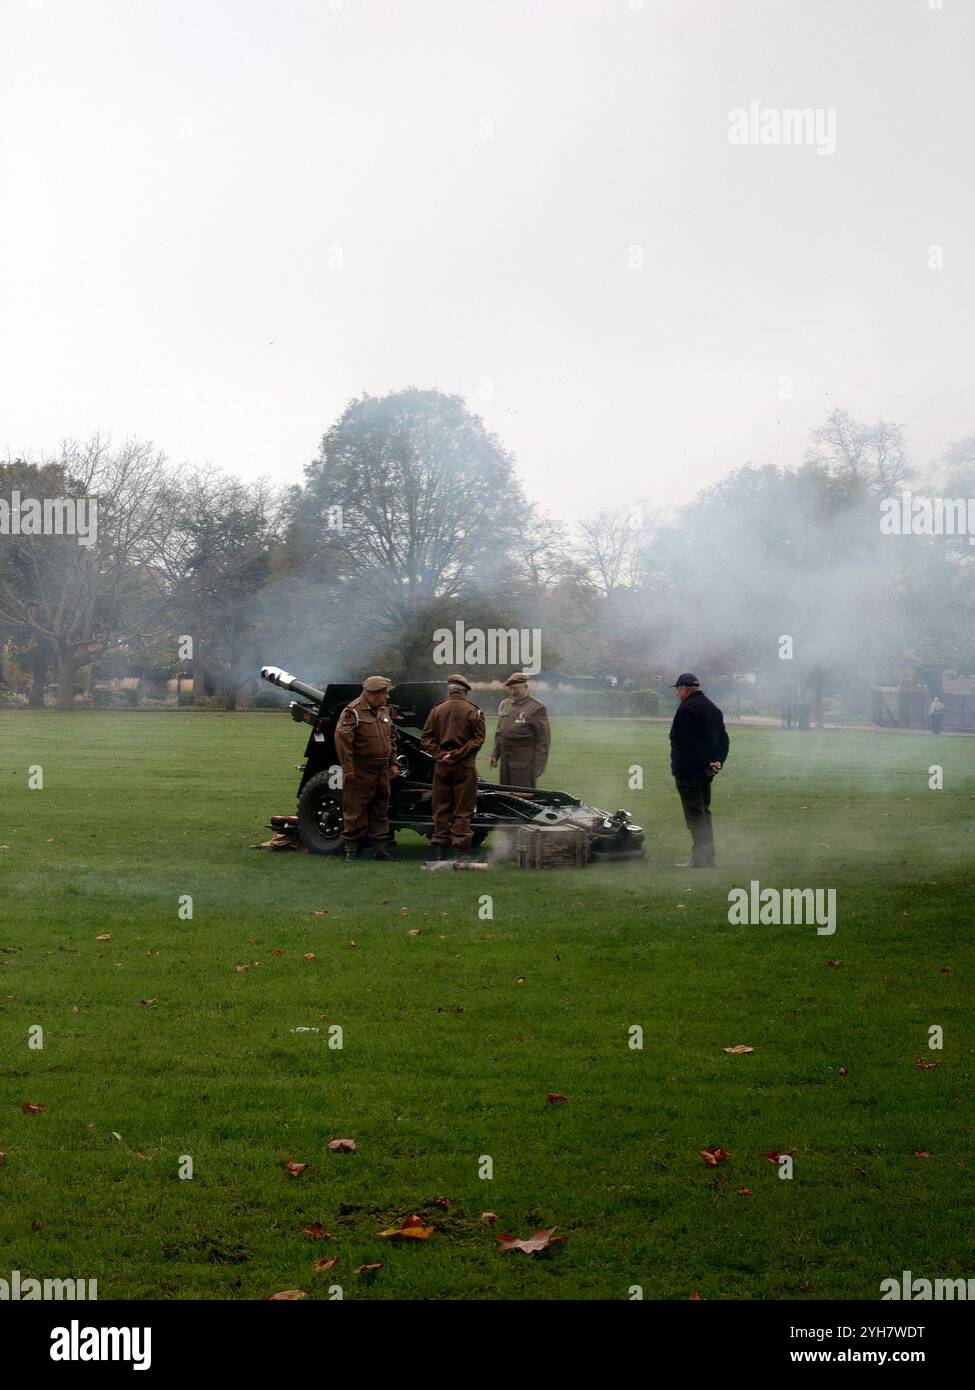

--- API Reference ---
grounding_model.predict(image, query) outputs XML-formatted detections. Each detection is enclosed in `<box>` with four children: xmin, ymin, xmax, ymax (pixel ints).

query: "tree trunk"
<box><xmin>57</xmin><ymin>646</ymin><xmax>76</xmax><ymax>710</ymax></box>
<box><xmin>29</xmin><ymin>647</ymin><xmax>49</xmax><ymax>708</ymax></box>
<box><xmin>223</xmin><ymin>684</ymin><xmax>238</xmax><ymax>711</ymax></box>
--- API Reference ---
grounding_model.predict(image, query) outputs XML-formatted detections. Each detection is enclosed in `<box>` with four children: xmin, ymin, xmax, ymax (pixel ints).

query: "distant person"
<box><xmin>421</xmin><ymin>674</ymin><xmax>486</xmax><ymax>860</ymax></box>
<box><xmin>928</xmin><ymin>696</ymin><xmax>945</xmax><ymax>735</ymax></box>
<box><xmin>490</xmin><ymin>673</ymin><xmax>550</xmax><ymax>788</ymax></box>
<box><xmin>669</xmin><ymin>673</ymin><xmax>730</xmax><ymax>869</ymax></box>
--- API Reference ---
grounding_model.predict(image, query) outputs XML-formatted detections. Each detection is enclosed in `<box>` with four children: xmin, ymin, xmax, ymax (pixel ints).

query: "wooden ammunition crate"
<box><xmin>515</xmin><ymin>824</ymin><xmax>589</xmax><ymax>869</ymax></box>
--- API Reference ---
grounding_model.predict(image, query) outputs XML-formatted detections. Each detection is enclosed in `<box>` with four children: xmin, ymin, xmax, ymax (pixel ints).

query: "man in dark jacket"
<box><xmin>669</xmin><ymin>673</ymin><xmax>729</xmax><ymax>868</ymax></box>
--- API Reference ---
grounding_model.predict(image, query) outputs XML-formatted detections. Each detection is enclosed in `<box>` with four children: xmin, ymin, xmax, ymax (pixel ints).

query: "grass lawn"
<box><xmin>1</xmin><ymin>711</ymin><xmax>973</xmax><ymax>1301</ymax></box>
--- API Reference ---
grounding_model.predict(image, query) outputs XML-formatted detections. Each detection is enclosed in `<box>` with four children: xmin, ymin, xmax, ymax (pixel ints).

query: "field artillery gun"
<box><xmin>260</xmin><ymin>666</ymin><xmax>645</xmax><ymax>862</ymax></box>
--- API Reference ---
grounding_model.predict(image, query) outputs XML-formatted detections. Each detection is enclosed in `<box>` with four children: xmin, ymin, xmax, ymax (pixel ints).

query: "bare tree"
<box><xmin>576</xmin><ymin>503</ymin><xmax>655</xmax><ymax>597</ymax></box>
<box><xmin>806</xmin><ymin>409</ymin><xmax>913</xmax><ymax>495</ymax></box>
<box><xmin>0</xmin><ymin>437</ymin><xmax>178</xmax><ymax>707</ymax></box>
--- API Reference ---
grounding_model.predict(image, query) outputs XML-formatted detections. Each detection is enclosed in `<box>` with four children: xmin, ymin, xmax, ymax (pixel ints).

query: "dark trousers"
<box><xmin>675</xmin><ymin>776</ymin><xmax>715</xmax><ymax>866</ymax></box>
<box><xmin>431</xmin><ymin>762</ymin><xmax>478</xmax><ymax>848</ymax></box>
<box><xmin>342</xmin><ymin>764</ymin><xmax>391</xmax><ymax>848</ymax></box>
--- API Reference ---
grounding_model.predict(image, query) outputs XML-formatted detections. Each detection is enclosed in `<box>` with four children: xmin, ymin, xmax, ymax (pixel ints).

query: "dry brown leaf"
<box><xmin>268</xmin><ymin>1289</ymin><xmax>306</xmax><ymax>1300</ymax></box>
<box><xmin>481</xmin><ymin>1211</ymin><xmax>498</xmax><ymax>1223</ymax></box>
<box><xmin>434</xmin><ymin>1196</ymin><xmax>450</xmax><ymax>1210</ymax></box>
<box><xmin>496</xmin><ymin>1228</ymin><xmax>567</xmax><ymax>1255</ymax></box>
<box><xmin>314</xmin><ymin>1257</ymin><xmax>339</xmax><ymax>1274</ymax></box>
<box><xmin>273</xmin><ymin>948</ymin><xmax>284</xmax><ymax>957</ymax></box>
<box><xmin>407</xmin><ymin>928</ymin><xmax>421</xmax><ymax>937</ymax></box>
<box><xmin>916</xmin><ymin>1058</ymin><xmax>939</xmax><ymax>1070</ymax></box>
<box><xmin>737</xmin><ymin>1187</ymin><xmax>752</xmax><ymax>1197</ymax></box>
<box><xmin>547</xmin><ymin>1093</ymin><xmax>568</xmax><ymax>1104</ymax></box>
<box><xmin>379</xmin><ymin>1214</ymin><xmax>434</xmax><ymax>1240</ymax></box>
<box><xmin>328</xmin><ymin>1138</ymin><xmax>356</xmax><ymax>1153</ymax></box>
<box><xmin>140</xmin><ymin>998</ymin><xmax>157</xmax><ymax>1008</ymax></box>
<box><xmin>299</xmin><ymin>1222</ymin><xmax>332</xmax><ymax>1239</ymax></box>
<box><xmin>21</xmin><ymin>1102</ymin><xmax>45</xmax><ymax>1115</ymax></box>
<box><xmin>723</xmin><ymin>1045</ymin><xmax>753</xmax><ymax>1054</ymax></box>
<box><xmin>354</xmin><ymin>1263</ymin><xmax>383</xmax><ymax>1275</ymax></box>
<box><xmin>699</xmin><ymin>1146</ymin><xmax>731</xmax><ymax>1166</ymax></box>
<box><xmin>303</xmin><ymin>953</ymin><xmax>316</xmax><ymax>962</ymax></box>
<box><xmin>147</xmin><ymin>949</ymin><xmax>159</xmax><ymax>957</ymax></box>
<box><xmin>763</xmin><ymin>1148</ymin><xmax>797</xmax><ymax>1162</ymax></box>
<box><xmin>95</xmin><ymin>934</ymin><xmax>112</xmax><ymax>942</ymax></box>
<box><xmin>285</xmin><ymin>1157</ymin><xmax>309</xmax><ymax>1177</ymax></box>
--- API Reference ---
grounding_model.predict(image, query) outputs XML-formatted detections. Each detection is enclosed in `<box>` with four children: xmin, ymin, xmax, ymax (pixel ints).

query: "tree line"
<box><xmin>2</xmin><ymin>388</ymin><xmax>973</xmax><ymax>709</ymax></box>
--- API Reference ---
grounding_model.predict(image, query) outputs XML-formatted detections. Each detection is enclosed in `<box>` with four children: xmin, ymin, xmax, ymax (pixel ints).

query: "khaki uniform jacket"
<box><xmin>334</xmin><ymin>695</ymin><xmax>397</xmax><ymax>776</ymax></box>
<box><xmin>492</xmin><ymin>695</ymin><xmax>550</xmax><ymax>778</ymax></box>
<box><xmin>421</xmin><ymin>695</ymin><xmax>486</xmax><ymax>767</ymax></box>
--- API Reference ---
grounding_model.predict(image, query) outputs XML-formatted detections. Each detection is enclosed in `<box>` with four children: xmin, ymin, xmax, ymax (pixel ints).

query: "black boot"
<box><xmin>433</xmin><ymin>843</ymin><xmax>451</xmax><ymax>861</ymax></box>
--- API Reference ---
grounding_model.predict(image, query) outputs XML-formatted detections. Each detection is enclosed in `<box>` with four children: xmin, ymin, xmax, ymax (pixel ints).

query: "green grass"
<box><xmin>1</xmin><ymin>711</ymin><xmax>973</xmax><ymax>1300</ymax></box>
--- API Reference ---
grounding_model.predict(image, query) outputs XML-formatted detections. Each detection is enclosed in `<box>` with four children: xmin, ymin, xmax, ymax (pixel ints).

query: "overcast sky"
<box><xmin>1</xmin><ymin>0</ymin><xmax>973</xmax><ymax>520</ymax></box>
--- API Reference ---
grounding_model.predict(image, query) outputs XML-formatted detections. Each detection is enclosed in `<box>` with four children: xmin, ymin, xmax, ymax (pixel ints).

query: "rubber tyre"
<box><xmin>297</xmin><ymin>771</ymin><xmax>346</xmax><ymax>855</ymax></box>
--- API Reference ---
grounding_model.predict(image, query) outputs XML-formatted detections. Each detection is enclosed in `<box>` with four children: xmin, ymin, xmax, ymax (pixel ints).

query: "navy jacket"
<box><xmin>670</xmin><ymin>689</ymin><xmax>730</xmax><ymax>779</ymax></box>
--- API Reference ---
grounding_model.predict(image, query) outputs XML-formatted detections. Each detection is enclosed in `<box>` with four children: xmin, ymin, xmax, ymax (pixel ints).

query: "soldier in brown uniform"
<box><xmin>421</xmin><ymin>674</ymin><xmax>485</xmax><ymax>859</ymax></box>
<box><xmin>333</xmin><ymin>675</ymin><xmax>399</xmax><ymax>862</ymax></box>
<box><xmin>490</xmin><ymin>672</ymin><xmax>550</xmax><ymax>788</ymax></box>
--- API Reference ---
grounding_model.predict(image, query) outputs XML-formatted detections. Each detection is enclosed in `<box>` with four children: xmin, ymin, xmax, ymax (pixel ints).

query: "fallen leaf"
<box><xmin>348</xmin><ymin>939</ymin><xmax>357</xmax><ymax>948</ymax></box>
<box><xmin>916</xmin><ymin>1058</ymin><xmax>939</xmax><ymax>1070</ymax></box>
<box><xmin>285</xmin><ymin>1157</ymin><xmax>309</xmax><ymax>1177</ymax></box>
<box><xmin>0</xmin><ymin>1152</ymin><xmax>6</xmax><ymax>1165</ymax></box>
<box><xmin>111</xmin><ymin>1131</ymin><xmax>123</xmax><ymax>1142</ymax></box>
<box><xmin>838</xmin><ymin>1067</ymin><xmax>848</xmax><ymax>1075</ymax></box>
<box><xmin>268</xmin><ymin>1289</ymin><xmax>305</xmax><ymax>1300</ymax></box>
<box><xmin>147</xmin><ymin>949</ymin><xmax>159</xmax><ymax>957</ymax></box>
<box><xmin>311</xmin><ymin>910</ymin><xmax>330</xmax><ymax>917</ymax></box>
<box><xmin>434</xmin><ymin>1196</ymin><xmax>450</xmax><ymax>1210</ymax></box>
<box><xmin>379</xmin><ymin>1214</ymin><xmax>434</xmax><ymax>1240</ymax></box>
<box><xmin>547</xmin><ymin>1093</ymin><xmax>568</xmax><ymax>1104</ymax></box>
<box><xmin>314</xmin><ymin>1257</ymin><xmax>339</xmax><ymax>1274</ymax></box>
<box><xmin>852</xmin><ymin>1164</ymin><xmax>867</xmax><ymax>1176</ymax></box>
<box><xmin>690</xmin><ymin>1291</ymin><xmax>703</xmax><ymax>1300</ymax></box>
<box><xmin>354</xmin><ymin>1263</ymin><xmax>383</xmax><ymax>1275</ymax></box>
<box><xmin>31</xmin><ymin>1219</ymin><xmax>44</xmax><ymax>1231</ymax></box>
<box><xmin>913</xmin><ymin>1151</ymin><xmax>931</xmax><ymax>1159</ymax></box>
<box><xmin>399</xmin><ymin>908</ymin><xmax>409</xmax><ymax>916</ymax></box>
<box><xmin>940</xmin><ymin>966</ymin><xmax>954</xmax><ymax>975</ymax></box>
<box><xmin>496</xmin><ymin>1228</ymin><xmax>567</xmax><ymax>1255</ymax></box>
<box><xmin>298</xmin><ymin>1223</ymin><xmax>332</xmax><ymax>1240</ymax></box>
<box><xmin>674</xmin><ymin>903</ymin><xmax>686</xmax><ymax>910</ymax></box>
<box><xmin>273</xmin><ymin>948</ymin><xmax>284</xmax><ymax>957</ymax></box>
<box><xmin>235</xmin><ymin>964</ymin><xmax>249</xmax><ymax>973</ymax></box>
<box><xmin>95</xmin><ymin>934</ymin><xmax>112</xmax><ymax>942</ymax></box>
<box><xmin>328</xmin><ymin>1138</ymin><xmax>356</xmax><ymax>1153</ymax></box>
<box><xmin>481</xmin><ymin>1211</ymin><xmax>498</xmax><ymax>1223</ymax></box>
<box><xmin>21</xmin><ymin>1103</ymin><xmax>45</xmax><ymax>1115</ymax></box>
<box><xmin>699</xmin><ymin>1146</ymin><xmax>731</xmax><ymax>1166</ymax></box>
<box><xmin>303</xmin><ymin>953</ymin><xmax>316</xmax><ymax>962</ymax></box>
<box><xmin>763</xmin><ymin>1148</ymin><xmax>797</xmax><ymax>1163</ymax></box>
<box><xmin>140</xmin><ymin>998</ymin><xmax>157</xmax><ymax>1008</ymax></box>
<box><xmin>407</xmin><ymin>928</ymin><xmax>421</xmax><ymax>937</ymax></box>
<box><xmin>737</xmin><ymin>1187</ymin><xmax>752</xmax><ymax>1197</ymax></box>
<box><xmin>825</xmin><ymin>959</ymin><xmax>844</xmax><ymax>969</ymax></box>
<box><xmin>723</xmin><ymin>1045</ymin><xmax>754</xmax><ymax>1054</ymax></box>
<box><xmin>516</xmin><ymin>976</ymin><xmax>525</xmax><ymax>985</ymax></box>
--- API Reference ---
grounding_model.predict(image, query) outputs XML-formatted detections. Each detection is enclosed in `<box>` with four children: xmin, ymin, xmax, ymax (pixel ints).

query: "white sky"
<box><xmin>1</xmin><ymin>0</ymin><xmax>973</xmax><ymax>520</ymax></box>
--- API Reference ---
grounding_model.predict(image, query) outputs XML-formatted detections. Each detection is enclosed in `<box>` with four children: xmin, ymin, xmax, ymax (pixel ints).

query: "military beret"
<box><xmin>505</xmin><ymin>672</ymin><xmax>529</xmax><ymax>686</ymax></box>
<box><xmin>446</xmin><ymin>673</ymin><xmax>471</xmax><ymax>690</ymax></box>
<box><xmin>362</xmin><ymin>675</ymin><xmax>391</xmax><ymax>692</ymax></box>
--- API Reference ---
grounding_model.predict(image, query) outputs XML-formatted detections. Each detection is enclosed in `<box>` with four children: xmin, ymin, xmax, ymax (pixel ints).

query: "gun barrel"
<box><xmin>260</xmin><ymin>665</ymin><xmax>325</xmax><ymax>705</ymax></box>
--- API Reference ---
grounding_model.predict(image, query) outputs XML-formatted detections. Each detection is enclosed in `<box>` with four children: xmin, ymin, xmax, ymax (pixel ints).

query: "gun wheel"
<box><xmin>297</xmin><ymin>771</ymin><xmax>345</xmax><ymax>855</ymax></box>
